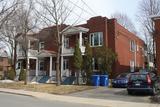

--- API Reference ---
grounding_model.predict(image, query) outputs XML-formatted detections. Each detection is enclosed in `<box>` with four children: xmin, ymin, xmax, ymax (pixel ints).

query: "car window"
<box><xmin>130</xmin><ymin>74</ymin><xmax>147</xmax><ymax>81</ymax></box>
<box><xmin>117</xmin><ymin>73</ymin><xmax>128</xmax><ymax>78</ymax></box>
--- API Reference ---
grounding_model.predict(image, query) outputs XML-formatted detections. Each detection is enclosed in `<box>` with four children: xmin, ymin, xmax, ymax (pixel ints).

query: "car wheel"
<box><xmin>127</xmin><ymin>91</ymin><xmax>133</xmax><ymax>95</ymax></box>
<box><xmin>151</xmin><ymin>86</ymin><xmax>156</xmax><ymax>96</ymax></box>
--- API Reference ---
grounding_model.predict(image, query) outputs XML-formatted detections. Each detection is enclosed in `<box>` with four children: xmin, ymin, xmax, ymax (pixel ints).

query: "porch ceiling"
<box><xmin>37</xmin><ymin>50</ymin><xmax>56</xmax><ymax>58</ymax></box>
<box><xmin>62</xmin><ymin>26</ymin><xmax>89</xmax><ymax>35</ymax></box>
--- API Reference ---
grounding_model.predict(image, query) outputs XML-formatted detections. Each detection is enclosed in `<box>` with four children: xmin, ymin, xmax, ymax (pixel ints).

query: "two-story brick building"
<box><xmin>151</xmin><ymin>16</ymin><xmax>160</xmax><ymax>75</ymax></box>
<box><xmin>16</xmin><ymin>16</ymin><xmax>145</xmax><ymax>83</ymax></box>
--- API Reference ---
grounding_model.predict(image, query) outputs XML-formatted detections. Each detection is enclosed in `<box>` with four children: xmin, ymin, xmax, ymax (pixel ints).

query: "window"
<box><xmin>39</xmin><ymin>61</ymin><xmax>44</xmax><ymax>71</ymax></box>
<box><xmin>90</xmin><ymin>32</ymin><xmax>103</xmax><ymax>47</ymax></box>
<box><xmin>92</xmin><ymin>58</ymin><xmax>99</xmax><ymax>70</ymax></box>
<box><xmin>39</xmin><ymin>42</ymin><xmax>44</xmax><ymax>50</ymax></box>
<box><xmin>136</xmin><ymin>45</ymin><xmax>139</xmax><ymax>51</ymax></box>
<box><xmin>130</xmin><ymin>60</ymin><xmax>135</xmax><ymax>72</ymax></box>
<box><xmin>130</xmin><ymin>40</ymin><xmax>136</xmax><ymax>52</ymax></box>
<box><xmin>63</xmin><ymin>59</ymin><xmax>69</xmax><ymax>70</ymax></box>
<box><xmin>64</xmin><ymin>37</ymin><xmax>69</xmax><ymax>48</ymax></box>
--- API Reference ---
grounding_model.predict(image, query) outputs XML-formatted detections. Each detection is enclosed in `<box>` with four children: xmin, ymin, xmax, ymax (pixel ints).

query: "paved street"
<box><xmin>0</xmin><ymin>93</ymin><xmax>103</xmax><ymax>107</ymax></box>
<box><xmin>69</xmin><ymin>87</ymin><xmax>151</xmax><ymax>103</ymax></box>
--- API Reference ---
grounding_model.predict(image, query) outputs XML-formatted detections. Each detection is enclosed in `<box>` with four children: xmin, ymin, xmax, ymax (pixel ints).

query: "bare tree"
<box><xmin>0</xmin><ymin>0</ymin><xmax>19</xmax><ymax>29</ymax></box>
<box><xmin>111</xmin><ymin>12</ymin><xmax>137</xmax><ymax>34</ymax></box>
<box><xmin>137</xmin><ymin>0</ymin><xmax>160</xmax><ymax>66</ymax></box>
<box><xmin>0</xmin><ymin>0</ymin><xmax>37</xmax><ymax>84</ymax></box>
<box><xmin>35</xmin><ymin>0</ymin><xmax>82</xmax><ymax>86</ymax></box>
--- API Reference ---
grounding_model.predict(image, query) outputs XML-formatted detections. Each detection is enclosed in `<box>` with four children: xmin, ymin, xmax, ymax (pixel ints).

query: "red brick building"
<box><xmin>0</xmin><ymin>51</ymin><xmax>10</xmax><ymax>79</ymax></box>
<box><xmin>151</xmin><ymin>16</ymin><xmax>160</xmax><ymax>75</ymax></box>
<box><xmin>16</xmin><ymin>16</ymin><xmax>145</xmax><ymax>82</ymax></box>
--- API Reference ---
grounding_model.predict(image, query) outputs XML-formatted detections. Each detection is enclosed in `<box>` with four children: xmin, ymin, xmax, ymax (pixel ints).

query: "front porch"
<box><xmin>16</xmin><ymin>50</ymin><xmax>57</xmax><ymax>83</ymax></box>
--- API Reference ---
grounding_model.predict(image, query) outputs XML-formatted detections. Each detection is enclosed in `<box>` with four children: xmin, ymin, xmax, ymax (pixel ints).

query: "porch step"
<box><xmin>62</xmin><ymin>77</ymin><xmax>76</xmax><ymax>85</ymax></box>
<box><xmin>38</xmin><ymin>76</ymin><xmax>49</xmax><ymax>83</ymax></box>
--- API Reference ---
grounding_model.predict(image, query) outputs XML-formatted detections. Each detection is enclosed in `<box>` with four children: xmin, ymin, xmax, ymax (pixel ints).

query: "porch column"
<box><xmin>28</xmin><ymin>40</ymin><xmax>31</xmax><ymax>49</ymax></box>
<box><xmin>49</xmin><ymin>56</ymin><xmax>52</xmax><ymax>78</ymax></box>
<box><xmin>61</xmin><ymin>56</ymin><xmax>63</xmax><ymax>78</ymax></box>
<box><xmin>79</xmin><ymin>32</ymin><xmax>82</xmax><ymax>47</ymax></box>
<box><xmin>61</xmin><ymin>34</ymin><xmax>64</xmax><ymax>53</ymax></box>
<box><xmin>36</xmin><ymin>58</ymin><xmax>38</xmax><ymax>81</ymax></box>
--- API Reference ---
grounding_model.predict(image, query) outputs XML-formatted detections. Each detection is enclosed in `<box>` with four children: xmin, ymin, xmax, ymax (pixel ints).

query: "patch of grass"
<box><xmin>0</xmin><ymin>82</ymin><xmax>94</xmax><ymax>94</ymax></box>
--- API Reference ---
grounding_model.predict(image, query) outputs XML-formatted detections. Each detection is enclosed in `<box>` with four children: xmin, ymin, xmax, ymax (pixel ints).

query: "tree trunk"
<box><xmin>13</xmin><ymin>41</ymin><xmax>17</xmax><ymax>76</ymax></box>
<box><xmin>24</xmin><ymin>57</ymin><xmax>28</xmax><ymax>85</ymax></box>
<box><xmin>56</xmin><ymin>45</ymin><xmax>61</xmax><ymax>86</ymax></box>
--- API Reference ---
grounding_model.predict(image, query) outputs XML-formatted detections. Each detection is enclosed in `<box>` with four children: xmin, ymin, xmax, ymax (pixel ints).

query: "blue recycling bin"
<box><xmin>91</xmin><ymin>75</ymin><xmax>100</xmax><ymax>86</ymax></box>
<box><xmin>100</xmin><ymin>75</ymin><xmax>109</xmax><ymax>86</ymax></box>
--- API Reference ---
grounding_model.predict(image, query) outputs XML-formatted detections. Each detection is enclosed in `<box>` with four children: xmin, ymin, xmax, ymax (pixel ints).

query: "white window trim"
<box><xmin>130</xmin><ymin>60</ymin><xmax>135</xmax><ymax>72</ymax></box>
<box><xmin>39</xmin><ymin>42</ymin><xmax>44</xmax><ymax>50</ymax></box>
<box><xmin>90</xmin><ymin>32</ymin><xmax>103</xmax><ymax>47</ymax></box>
<box><xmin>64</xmin><ymin>37</ymin><xmax>69</xmax><ymax>48</ymax></box>
<box><xmin>63</xmin><ymin>59</ymin><xmax>69</xmax><ymax>70</ymax></box>
<box><xmin>130</xmin><ymin>40</ymin><xmax>136</xmax><ymax>52</ymax></box>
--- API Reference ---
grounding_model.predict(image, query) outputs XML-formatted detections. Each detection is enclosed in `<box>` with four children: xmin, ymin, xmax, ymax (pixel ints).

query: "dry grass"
<box><xmin>0</xmin><ymin>82</ymin><xmax>94</xmax><ymax>94</ymax></box>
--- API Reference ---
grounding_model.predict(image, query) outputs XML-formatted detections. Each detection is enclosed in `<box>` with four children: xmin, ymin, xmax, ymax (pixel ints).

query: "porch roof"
<box><xmin>37</xmin><ymin>50</ymin><xmax>56</xmax><ymax>58</ymax></box>
<box><xmin>62</xmin><ymin>26</ymin><xmax>89</xmax><ymax>35</ymax></box>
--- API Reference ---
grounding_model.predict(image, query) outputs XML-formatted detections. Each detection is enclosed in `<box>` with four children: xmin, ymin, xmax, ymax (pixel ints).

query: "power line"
<box><xmin>80</xmin><ymin>0</ymin><xmax>98</xmax><ymax>16</ymax></box>
<box><xmin>67</xmin><ymin>0</ymin><xmax>95</xmax><ymax>17</ymax></box>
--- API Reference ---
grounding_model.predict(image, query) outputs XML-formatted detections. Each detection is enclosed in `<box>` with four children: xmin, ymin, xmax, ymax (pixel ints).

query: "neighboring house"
<box><xmin>151</xmin><ymin>16</ymin><xmax>160</xmax><ymax>75</ymax></box>
<box><xmin>16</xmin><ymin>16</ymin><xmax>145</xmax><ymax>83</ymax></box>
<box><xmin>0</xmin><ymin>51</ymin><xmax>10</xmax><ymax>79</ymax></box>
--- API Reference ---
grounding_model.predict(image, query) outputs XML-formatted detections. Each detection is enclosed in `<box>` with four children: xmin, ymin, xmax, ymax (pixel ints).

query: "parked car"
<box><xmin>112</xmin><ymin>73</ymin><xmax>130</xmax><ymax>88</ymax></box>
<box><xmin>127</xmin><ymin>71</ymin><xmax>159</xmax><ymax>95</ymax></box>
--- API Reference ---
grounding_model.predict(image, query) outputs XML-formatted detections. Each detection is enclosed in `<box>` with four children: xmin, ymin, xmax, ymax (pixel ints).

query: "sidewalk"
<box><xmin>0</xmin><ymin>88</ymin><xmax>159</xmax><ymax>107</ymax></box>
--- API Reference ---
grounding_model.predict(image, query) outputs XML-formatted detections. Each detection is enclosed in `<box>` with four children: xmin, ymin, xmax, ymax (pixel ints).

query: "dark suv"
<box><xmin>127</xmin><ymin>72</ymin><xmax>159</xmax><ymax>95</ymax></box>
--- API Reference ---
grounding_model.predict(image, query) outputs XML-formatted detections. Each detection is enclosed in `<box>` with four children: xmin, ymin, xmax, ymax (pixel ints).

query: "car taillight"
<box><xmin>147</xmin><ymin>75</ymin><xmax>151</xmax><ymax>84</ymax></box>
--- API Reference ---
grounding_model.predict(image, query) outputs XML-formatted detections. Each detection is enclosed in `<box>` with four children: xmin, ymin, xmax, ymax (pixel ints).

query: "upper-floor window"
<box><xmin>39</xmin><ymin>42</ymin><xmax>44</xmax><ymax>50</ymax></box>
<box><xmin>90</xmin><ymin>32</ymin><xmax>103</xmax><ymax>47</ymax></box>
<box><xmin>64</xmin><ymin>37</ymin><xmax>69</xmax><ymax>48</ymax></box>
<box><xmin>130</xmin><ymin>40</ymin><xmax>136</xmax><ymax>52</ymax></box>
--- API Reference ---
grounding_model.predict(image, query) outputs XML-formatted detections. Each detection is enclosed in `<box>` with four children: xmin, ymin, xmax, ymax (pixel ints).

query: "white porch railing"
<box><xmin>62</xmin><ymin>46</ymin><xmax>85</xmax><ymax>55</ymax></box>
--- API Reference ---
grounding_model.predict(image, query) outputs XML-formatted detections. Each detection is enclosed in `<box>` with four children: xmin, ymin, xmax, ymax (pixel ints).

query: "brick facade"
<box><xmin>154</xmin><ymin>19</ymin><xmax>160</xmax><ymax>75</ymax></box>
<box><xmin>79</xmin><ymin>16</ymin><xmax>145</xmax><ymax>77</ymax></box>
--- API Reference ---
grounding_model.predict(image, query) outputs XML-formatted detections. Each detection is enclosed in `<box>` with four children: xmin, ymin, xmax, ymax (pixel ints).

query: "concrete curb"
<box><xmin>0</xmin><ymin>88</ymin><xmax>159</xmax><ymax>107</ymax></box>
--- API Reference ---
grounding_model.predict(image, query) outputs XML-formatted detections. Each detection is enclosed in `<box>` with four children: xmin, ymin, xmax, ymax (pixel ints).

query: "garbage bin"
<box><xmin>100</xmin><ymin>75</ymin><xmax>109</xmax><ymax>86</ymax></box>
<box><xmin>91</xmin><ymin>75</ymin><xmax>100</xmax><ymax>86</ymax></box>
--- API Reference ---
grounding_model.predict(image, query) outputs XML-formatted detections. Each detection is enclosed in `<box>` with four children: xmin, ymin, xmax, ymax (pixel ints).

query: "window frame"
<box><xmin>64</xmin><ymin>37</ymin><xmax>69</xmax><ymax>49</ymax></box>
<box><xmin>130</xmin><ymin>40</ymin><xmax>136</xmax><ymax>52</ymax></box>
<box><xmin>90</xmin><ymin>32</ymin><xmax>103</xmax><ymax>47</ymax></box>
<box><xmin>63</xmin><ymin>59</ymin><xmax>69</xmax><ymax>70</ymax></box>
<box><xmin>39</xmin><ymin>42</ymin><xmax>45</xmax><ymax>50</ymax></box>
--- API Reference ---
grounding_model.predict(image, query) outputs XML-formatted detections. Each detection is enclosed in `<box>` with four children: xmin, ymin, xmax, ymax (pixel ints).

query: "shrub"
<box><xmin>19</xmin><ymin>69</ymin><xmax>26</xmax><ymax>81</ymax></box>
<box><xmin>7</xmin><ymin>69</ymin><xmax>15</xmax><ymax>80</ymax></box>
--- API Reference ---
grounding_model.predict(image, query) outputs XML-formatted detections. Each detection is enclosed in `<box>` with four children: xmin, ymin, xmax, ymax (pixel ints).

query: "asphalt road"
<box><xmin>0</xmin><ymin>93</ymin><xmax>103</xmax><ymax>107</ymax></box>
<box><xmin>69</xmin><ymin>87</ymin><xmax>152</xmax><ymax>103</ymax></box>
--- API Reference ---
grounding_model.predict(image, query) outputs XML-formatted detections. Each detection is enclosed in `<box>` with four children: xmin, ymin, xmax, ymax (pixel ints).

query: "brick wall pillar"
<box><xmin>154</xmin><ymin>19</ymin><xmax>160</xmax><ymax>75</ymax></box>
